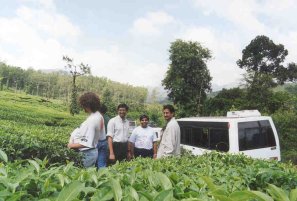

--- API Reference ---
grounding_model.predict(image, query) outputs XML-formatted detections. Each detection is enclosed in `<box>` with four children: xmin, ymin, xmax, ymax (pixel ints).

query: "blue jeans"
<box><xmin>97</xmin><ymin>139</ymin><xmax>107</xmax><ymax>168</ymax></box>
<box><xmin>81</xmin><ymin>148</ymin><xmax>98</xmax><ymax>168</ymax></box>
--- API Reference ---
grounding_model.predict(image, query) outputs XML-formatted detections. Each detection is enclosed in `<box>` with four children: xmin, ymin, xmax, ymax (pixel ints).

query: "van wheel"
<box><xmin>215</xmin><ymin>142</ymin><xmax>229</xmax><ymax>152</ymax></box>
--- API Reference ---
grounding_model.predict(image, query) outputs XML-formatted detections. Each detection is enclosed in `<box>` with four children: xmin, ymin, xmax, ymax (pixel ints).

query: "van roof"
<box><xmin>177</xmin><ymin>116</ymin><xmax>271</xmax><ymax>122</ymax></box>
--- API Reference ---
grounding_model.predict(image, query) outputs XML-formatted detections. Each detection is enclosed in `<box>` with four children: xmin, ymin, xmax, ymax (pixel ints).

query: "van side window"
<box><xmin>238</xmin><ymin>120</ymin><xmax>276</xmax><ymax>151</ymax></box>
<box><xmin>180</xmin><ymin>122</ymin><xmax>229</xmax><ymax>152</ymax></box>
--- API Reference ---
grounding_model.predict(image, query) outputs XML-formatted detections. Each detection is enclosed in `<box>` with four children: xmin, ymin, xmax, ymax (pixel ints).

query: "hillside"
<box><xmin>0</xmin><ymin>91</ymin><xmax>84</xmax><ymax>164</ymax></box>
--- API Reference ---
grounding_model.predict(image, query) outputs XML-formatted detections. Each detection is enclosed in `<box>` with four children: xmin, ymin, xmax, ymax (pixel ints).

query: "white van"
<box><xmin>178</xmin><ymin>110</ymin><xmax>281</xmax><ymax>161</ymax></box>
<box><xmin>152</xmin><ymin>127</ymin><xmax>162</xmax><ymax>140</ymax></box>
<box><xmin>128</xmin><ymin>120</ymin><xmax>137</xmax><ymax>134</ymax></box>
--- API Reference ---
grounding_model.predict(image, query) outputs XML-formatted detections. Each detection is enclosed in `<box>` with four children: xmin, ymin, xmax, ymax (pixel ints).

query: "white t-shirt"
<box><xmin>129</xmin><ymin>126</ymin><xmax>157</xmax><ymax>150</ymax></box>
<box><xmin>106</xmin><ymin>115</ymin><xmax>130</xmax><ymax>142</ymax></box>
<box><xmin>76</xmin><ymin>111</ymin><xmax>105</xmax><ymax>151</ymax></box>
<box><xmin>69</xmin><ymin>128</ymin><xmax>80</xmax><ymax>144</ymax></box>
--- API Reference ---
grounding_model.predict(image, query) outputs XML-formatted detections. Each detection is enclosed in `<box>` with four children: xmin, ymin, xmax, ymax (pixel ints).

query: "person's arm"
<box><xmin>107</xmin><ymin>120</ymin><xmax>115</xmax><ymax>160</ymax></box>
<box><xmin>128</xmin><ymin>142</ymin><xmax>134</xmax><ymax>159</ymax></box>
<box><xmin>128</xmin><ymin>129</ymin><xmax>137</xmax><ymax>160</ymax></box>
<box><xmin>107</xmin><ymin>136</ymin><xmax>115</xmax><ymax>160</ymax></box>
<box><xmin>153</xmin><ymin>142</ymin><xmax>158</xmax><ymax>159</ymax></box>
<box><xmin>68</xmin><ymin>143</ymin><xmax>86</xmax><ymax>149</ymax></box>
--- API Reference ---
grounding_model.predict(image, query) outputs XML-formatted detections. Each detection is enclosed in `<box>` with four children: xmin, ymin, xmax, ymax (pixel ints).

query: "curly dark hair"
<box><xmin>79</xmin><ymin>92</ymin><xmax>100</xmax><ymax>112</ymax></box>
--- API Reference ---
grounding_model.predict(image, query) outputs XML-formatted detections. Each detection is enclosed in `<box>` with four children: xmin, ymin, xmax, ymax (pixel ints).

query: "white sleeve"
<box><xmin>106</xmin><ymin>119</ymin><xmax>114</xmax><ymax>138</ymax></box>
<box><xmin>128</xmin><ymin>128</ymin><xmax>137</xmax><ymax>143</ymax></box>
<box><xmin>79</xmin><ymin>120</ymin><xmax>96</xmax><ymax>148</ymax></box>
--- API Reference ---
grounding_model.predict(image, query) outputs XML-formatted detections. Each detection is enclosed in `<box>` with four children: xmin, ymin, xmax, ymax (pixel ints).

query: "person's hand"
<box><xmin>109</xmin><ymin>154</ymin><xmax>115</xmax><ymax>160</ymax></box>
<box><xmin>153</xmin><ymin>154</ymin><xmax>157</xmax><ymax>159</ymax></box>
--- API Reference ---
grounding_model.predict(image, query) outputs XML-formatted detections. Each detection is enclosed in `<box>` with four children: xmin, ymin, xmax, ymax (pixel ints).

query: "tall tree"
<box><xmin>162</xmin><ymin>39</ymin><xmax>212</xmax><ymax>117</ymax></box>
<box><xmin>237</xmin><ymin>35</ymin><xmax>297</xmax><ymax>85</ymax></box>
<box><xmin>237</xmin><ymin>35</ymin><xmax>297</xmax><ymax>111</ymax></box>
<box><xmin>63</xmin><ymin>56</ymin><xmax>91</xmax><ymax>115</ymax></box>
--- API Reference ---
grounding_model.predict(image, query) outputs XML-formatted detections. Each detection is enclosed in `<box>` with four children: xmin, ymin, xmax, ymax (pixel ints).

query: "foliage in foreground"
<box><xmin>1</xmin><ymin>150</ymin><xmax>297</xmax><ymax>201</ymax></box>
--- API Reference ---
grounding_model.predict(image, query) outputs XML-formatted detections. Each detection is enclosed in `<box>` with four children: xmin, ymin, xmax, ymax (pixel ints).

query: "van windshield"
<box><xmin>179</xmin><ymin>121</ymin><xmax>229</xmax><ymax>152</ymax></box>
<box><xmin>129</xmin><ymin>121</ymin><xmax>136</xmax><ymax>127</ymax></box>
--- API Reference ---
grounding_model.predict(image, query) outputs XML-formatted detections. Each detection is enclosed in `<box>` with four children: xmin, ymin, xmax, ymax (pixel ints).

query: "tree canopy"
<box><xmin>162</xmin><ymin>39</ymin><xmax>212</xmax><ymax>117</ymax></box>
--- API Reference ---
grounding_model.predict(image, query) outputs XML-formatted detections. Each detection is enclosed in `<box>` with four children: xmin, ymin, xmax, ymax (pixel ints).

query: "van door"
<box><xmin>238</xmin><ymin>120</ymin><xmax>280</xmax><ymax>161</ymax></box>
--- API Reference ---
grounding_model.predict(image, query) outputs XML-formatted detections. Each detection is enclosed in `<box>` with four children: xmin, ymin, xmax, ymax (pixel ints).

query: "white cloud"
<box><xmin>0</xmin><ymin>1</ymin><xmax>81</xmax><ymax>70</ymax></box>
<box><xmin>20</xmin><ymin>0</ymin><xmax>56</xmax><ymax>10</ymax></box>
<box><xmin>75</xmin><ymin>48</ymin><xmax>166</xmax><ymax>86</ymax></box>
<box><xmin>130</xmin><ymin>11</ymin><xmax>174</xmax><ymax>35</ymax></box>
<box><xmin>193</xmin><ymin>0</ymin><xmax>266</xmax><ymax>33</ymax></box>
<box><xmin>16</xmin><ymin>6</ymin><xmax>81</xmax><ymax>38</ymax></box>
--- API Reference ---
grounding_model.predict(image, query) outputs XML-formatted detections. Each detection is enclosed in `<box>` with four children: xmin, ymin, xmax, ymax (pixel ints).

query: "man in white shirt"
<box><xmin>157</xmin><ymin>105</ymin><xmax>181</xmax><ymax>158</ymax></box>
<box><xmin>106</xmin><ymin>103</ymin><xmax>130</xmax><ymax>164</ymax></box>
<box><xmin>68</xmin><ymin>92</ymin><xmax>105</xmax><ymax>168</ymax></box>
<box><xmin>128</xmin><ymin>114</ymin><xmax>158</xmax><ymax>159</ymax></box>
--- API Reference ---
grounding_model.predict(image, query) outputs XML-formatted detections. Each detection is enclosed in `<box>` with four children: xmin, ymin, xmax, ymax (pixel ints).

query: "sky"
<box><xmin>0</xmin><ymin>0</ymin><xmax>297</xmax><ymax>91</ymax></box>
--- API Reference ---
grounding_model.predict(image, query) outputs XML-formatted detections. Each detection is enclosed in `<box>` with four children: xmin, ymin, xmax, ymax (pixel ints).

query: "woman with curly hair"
<box><xmin>68</xmin><ymin>92</ymin><xmax>106</xmax><ymax>168</ymax></box>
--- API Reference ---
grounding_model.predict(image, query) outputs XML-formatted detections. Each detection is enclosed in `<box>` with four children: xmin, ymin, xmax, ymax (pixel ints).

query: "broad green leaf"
<box><xmin>56</xmin><ymin>174</ymin><xmax>65</xmax><ymax>187</ymax></box>
<box><xmin>91</xmin><ymin>187</ymin><xmax>113</xmax><ymax>201</ymax></box>
<box><xmin>147</xmin><ymin>171</ymin><xmax>159</xmax><ymax>187</ymax></box>
<box><xmin>156</xmin><ymin>172</ymin><xmax>172</xmax><ymax>190</ymax></box>
<box><xmin>56</xmin><ymin>181</ymin><xmax>84</xmax><ymax>201</ymax></box>
<box><xmin>28</xmin><ymin>160</ymin><xmax>40</xmax><ymax>174</ymax></box>
<box><xmin>7</xmin><ymin>182</ymin><xmax>19</xmax><ymax>193</ymax></box>
<box><xmin>0</xmin><ymin>190</ymin><xmax>11</xmax><ymax>197</ymax></box>
<box><xmin>6</xmin><ymin>191</ymin><xmax>24</xmax><ymax>201</ymax></box>
<box><xmin>267</xmin><ymin>184</ymin><xmax>290</xmax><ymax>201</ymax></box>
<box><xmin>110</xmin><ymin>178</ymin><xmax>122</xmax><ymax>201</ymax></box>
<box><xmin>229</xmin><ymin>191</ymin><xmax>257</xmax><ymax>201</ymax></box>
<box><xmin>63</xmin><ymin>162</ymin><xmax>74</xmax><ymax>174</ymax></box>
<box><xmin>128</xmin><ymin>186</ymin><xmax>139</xmax><ymax>201</ymax></box>
<box><xmin>290</xmin><ymin>189</ymin><xmax>297</xmax><ymax>201</ymax></box>
<box><xmin>154</xmin><ymin>189</ymin><xmax>173</xmax><ymax>201</ymax></box>
<box><xmin>181</xmin><ymin>199</ymin><xmax>203</xmax><ymax>201</ymax></box>
<box><xmin>211</xmin><ymin>188</ymin><xmax>228</xmax><ymax>196</ymax></box>
<box><xmin>250</xmin><ymin>191</ymin><xmax>274</xmax><ymax>201</ymax></box>
<box><xmin>82</xmin><ymin>187</ymin><xmax>97</xmax><ymax>195</ymax></box>
<box><xmin>0</xmin><ymin>167</ymin><xmax>7</xmax><ymax>177</ymax></box>
<box><xmin>201</xmin><ymin>176</ymin><xmax>217</xmax><ymax>191</ymax></box>
<box><xmin>0</xmin><ymin>150</ymin><xmax>7</xmax><ymax>163</ymax></box>
<box><xmin>212</xmin><ymin>194</ymin><xmax>233</xmax><ymax>201</ymax></box>
<box><xmin>138</xmin><ymin>191</ymin><xmax>153</xmax><ymax>201</ymax></box>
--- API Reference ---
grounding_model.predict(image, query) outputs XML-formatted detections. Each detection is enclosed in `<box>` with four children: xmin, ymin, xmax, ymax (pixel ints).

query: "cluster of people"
<box><xmin>68</xmin><ymin>92</ymin><xmax>180</xmax><ymax>168</ymax></box>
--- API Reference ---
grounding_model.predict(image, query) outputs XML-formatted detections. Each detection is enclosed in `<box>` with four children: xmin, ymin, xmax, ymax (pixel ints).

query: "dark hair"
<box><xmin>163</xmin><ymin>104</ymin><xmax>175</xmax><ymax>113</ymax></box>
<box><xmin>139</xmin><ymin>114</ymin><xmax>149</xmax><ymax>121</ymax></box>
<box><xmin>79</xmin><ymin>92</ymin><xmax>100</xmax><ymax>112</ymax></box>
<box><xmin>117</xmin><ymin>103</ymin><xmax>129</xmax><ymax>111</ymax></box>
<box><xmin>99</xmin><ymin>104</ymin><xmax>107</xmax><ymax>114</ymax></box>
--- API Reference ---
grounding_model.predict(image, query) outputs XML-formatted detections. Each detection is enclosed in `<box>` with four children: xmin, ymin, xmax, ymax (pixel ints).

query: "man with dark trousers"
<box><xmin>106</xmin><ymin>103</ymin><xmax>130</xmax><ymax>164</ymax></box>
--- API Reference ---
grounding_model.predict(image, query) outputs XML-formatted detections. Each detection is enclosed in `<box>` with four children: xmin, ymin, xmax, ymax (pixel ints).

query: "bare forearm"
<box><xmin>128</xmin><ymin>142</ymin><xmax>134</xmax><ymax>156</ymax></box>
<box><xmin>153</xmin><ymin>142</ymin><xmax>157</xmax><ymax>155</ymax></box>
<box><xmin>68</xmin><ymin>143</ymin><xmax>85</xmax><ymax>149</ymax></box>
<box><xmin>107</xmin><ymin>137</ymin><xmax>114</xmax><ymax>154</ymax></box>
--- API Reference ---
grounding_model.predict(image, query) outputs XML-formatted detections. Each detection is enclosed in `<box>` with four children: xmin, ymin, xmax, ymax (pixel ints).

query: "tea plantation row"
<box><xmin>1</xmin><ymin>150</ymin><xmax>297</xmax><ymax>200</ymax></box>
